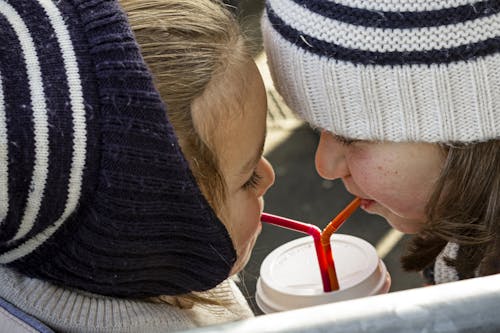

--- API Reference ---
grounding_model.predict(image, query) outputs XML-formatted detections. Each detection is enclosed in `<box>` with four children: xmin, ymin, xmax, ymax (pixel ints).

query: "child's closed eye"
<box><xmin>334</xmin><ymin>135</ymin><xmax>357</xmax><ymax>146</ymax></box>
<box><xmin>243</xmin><ymin>171</ymin><xmax>263</xmax><ymax>190</ymax></box>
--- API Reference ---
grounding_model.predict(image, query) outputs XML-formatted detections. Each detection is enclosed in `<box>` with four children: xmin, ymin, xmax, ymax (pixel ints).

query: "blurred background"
<box><xmin>227</xmin><ymin>0</ymin><xmax>423</xmax><ymax>315</ymax></box>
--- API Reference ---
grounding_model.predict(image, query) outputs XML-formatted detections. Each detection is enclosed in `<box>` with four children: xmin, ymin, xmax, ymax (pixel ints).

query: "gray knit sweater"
<box><xmin>0</xmin><ymin>266</ymin><xmax>253</xmax><ymax>333</ymax></box>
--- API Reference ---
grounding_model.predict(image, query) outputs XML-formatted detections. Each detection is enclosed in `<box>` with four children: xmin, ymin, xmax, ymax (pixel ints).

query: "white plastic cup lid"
<box><xmin>256</xmin><ymin>234</ymin><xmax>391</xmax><ymax>313</ymax></box>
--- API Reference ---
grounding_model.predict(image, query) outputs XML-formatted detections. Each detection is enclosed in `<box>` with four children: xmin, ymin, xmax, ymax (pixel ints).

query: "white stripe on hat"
<box><xmin>0</xmin><ymin>0</ymin><xmax>86</xmax><ymax>262</ymax></box>
<box><xmin>0</xmin><ymin>73</ymin><xmax>8</xmax><ymax>224</ymax></box>
<box><xmin>0</xmin><ymin>1</ymin><xmax>49</xmax><ymax>242</ymax></box>
<box><xmin>263</xmin><ymin>16</ymin><xmax>500</xmax><ymax>142</ymax></box>
<box><xmin>269</xmin><ymin>0</ymin><xmax>500</xmax><ymax>53</ymax></box>
<box><xmin>322</xmin><ymin>0</ymin><xmax>480</xmax><ymax>12</ymax></box>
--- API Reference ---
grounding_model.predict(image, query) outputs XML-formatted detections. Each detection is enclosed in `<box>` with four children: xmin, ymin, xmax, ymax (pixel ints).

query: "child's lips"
<box><xmin>360</xmin><ymin>198</ymin><xmax>375</xmax><ymax>210</ymax></box>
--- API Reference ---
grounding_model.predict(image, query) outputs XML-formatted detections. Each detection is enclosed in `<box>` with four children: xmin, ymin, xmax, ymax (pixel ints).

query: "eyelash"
<box><xmin>243</xmin><ymin>171</ymin><xmax>263</xmax><ymax>190</ymax></box>
<box><xmin>334</xmin><ymin>135</ymin><xmax>356</xmax><ymax>146</ymax></box>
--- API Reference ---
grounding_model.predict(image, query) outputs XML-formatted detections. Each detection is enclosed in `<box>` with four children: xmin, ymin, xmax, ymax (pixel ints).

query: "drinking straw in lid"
<box><xmin>261</xmin><ymin>198</ymin><xmax>361</xmax><ymax>293</ymax></box>
<box><xmin>321</xmin><ymin>197</ymin><xmax>361</xmax><ymax>291</ymax></box>
<box><xmin>260</xmin><ymin>213</ymin><xmax>332</xmax><ymax>292</ymax></box>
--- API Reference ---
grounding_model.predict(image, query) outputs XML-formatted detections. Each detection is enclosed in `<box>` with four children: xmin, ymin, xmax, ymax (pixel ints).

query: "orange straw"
<box><xmin>321</xmin><ymin>197</ymin><xmax>361</xmax><ymax>291</ymax></box>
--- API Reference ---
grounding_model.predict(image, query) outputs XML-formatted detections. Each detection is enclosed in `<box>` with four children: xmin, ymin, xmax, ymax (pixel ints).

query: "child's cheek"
<box><xmin>347</xmin><ymin>149</ymin><xmax>380</xmax><ymax>187</ymax></box>
<box><xmin>347</xmin><ymin>150</ymin><xmax>401</xmax><ymax>202</ymax></box>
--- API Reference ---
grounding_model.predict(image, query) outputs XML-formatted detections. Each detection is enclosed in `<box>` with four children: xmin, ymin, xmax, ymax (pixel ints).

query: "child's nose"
<box><xmin>256</xmin><ymin>157</ymin><xmax>275</xmax><ymax>197</ymax></box>
<box><xmin>315</xmin><ymin>131</ymin><xmax>349</xmax><ymax>180</ymax></box>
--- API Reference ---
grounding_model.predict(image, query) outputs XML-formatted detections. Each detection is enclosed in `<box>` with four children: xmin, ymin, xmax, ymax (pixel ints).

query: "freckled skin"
<box><xmin>315</xmin><ymin>132</ymin><xmax>444</xmax><ymax>234</ymax></box>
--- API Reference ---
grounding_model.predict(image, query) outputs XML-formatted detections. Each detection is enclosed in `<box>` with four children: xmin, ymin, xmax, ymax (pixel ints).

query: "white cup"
<box><xmin>256</xmin><ymin>234</ymin><xmax>391</xmax><ymax>313</ymax></box>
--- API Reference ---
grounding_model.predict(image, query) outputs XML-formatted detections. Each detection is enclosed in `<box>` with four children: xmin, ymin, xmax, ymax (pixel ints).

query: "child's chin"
<box><xmin>361</xmin><ymin>200</ymin><xmax>426</xmax><ymax>234</ymax></box>
<box><xmin>386</xmin><ymin>216</ymin><xmax>425</xmax><ymax>234</ymax></box>
<box><xmin>230</xmin><ymin>254</ymin><xmax>251</xmax><ymax>275</ymax></box>
<box><xmin>360</xmin><ymin>198</ymin><xmax>376</xmax><ymax>211</ymax></box>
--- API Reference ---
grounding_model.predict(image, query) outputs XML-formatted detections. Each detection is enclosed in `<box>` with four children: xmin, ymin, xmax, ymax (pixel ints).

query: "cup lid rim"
<box><xmin>259</xmin><ymin>234</ymin><xmax>380</xmax><ymax>296</ymax></box>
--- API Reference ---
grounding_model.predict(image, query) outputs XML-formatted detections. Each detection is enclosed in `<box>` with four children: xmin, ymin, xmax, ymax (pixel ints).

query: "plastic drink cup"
<box><xmin>256</xmin><ymin>234</ymin><xmax>391</xmax><ymax>313</ymax></box>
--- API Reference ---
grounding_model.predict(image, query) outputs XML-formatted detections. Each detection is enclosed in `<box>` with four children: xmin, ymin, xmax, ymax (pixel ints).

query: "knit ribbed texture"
<box><xmin>262</xmin><ymin>0</ymin><xmax>500</xmax><ymax>142</ymax></box>
<box><xmin>0</xmin><ymin>266</ymin><xmax>253</xmax><ymax>333</ymax></box>
<box><xmin>434</xmin><ymin>242</ymin><xmax>461</xmax><ymax>284</ymax></box>
<box><xmin>0</xmin><ymin>0</ymin><xmax>236</xmax><ymax>297</ymax></box>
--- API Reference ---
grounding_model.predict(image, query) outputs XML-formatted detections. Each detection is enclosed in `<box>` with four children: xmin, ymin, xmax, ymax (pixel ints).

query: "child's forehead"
<box><xmin>197</xmin><ymin>74</ymin><xmax>248</xmax><ymax>128</ymax></box>
<box><xmin>223</xmin><ymin>60</ymin><xmax>265</xmax><ymax>111</ymax></box>
<box><xmin>192</xmin><ymin>59</ymin><xmax>267</xmax><ymax>143</ymax></box>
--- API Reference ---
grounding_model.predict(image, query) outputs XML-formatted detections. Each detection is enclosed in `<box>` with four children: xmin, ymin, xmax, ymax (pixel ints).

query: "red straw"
<box><xmin>260</xmin><ymin>213</ymin><xmax>332</xmax><ymax>292</ymax></box>
<box><xmin>321</xmin><ymin>197</ymin><xmax>361</xmax><ymax>291</ymax></box>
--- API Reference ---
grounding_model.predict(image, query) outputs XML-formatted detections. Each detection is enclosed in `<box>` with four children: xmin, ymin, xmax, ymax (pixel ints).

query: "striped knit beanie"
<box><xmin>262</xmin><ymin>0</ymin><xmax>500</xmax><ymax>143</ymax></box>
<box><xmin>0</xmin><ymin>0</ymin><xmax>236</xmax><ymax>297</ymax></box>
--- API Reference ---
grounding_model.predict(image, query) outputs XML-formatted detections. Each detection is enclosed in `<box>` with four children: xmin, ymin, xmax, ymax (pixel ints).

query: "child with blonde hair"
<box><xmin>262</xmin><ymin>0</ymin><xmax>499</xmax><ymax>285</ymax></box>
<box><xmin>0</xmin><ymin>0</ymin><xmax>273</xmax><ymax>331</ymax></box>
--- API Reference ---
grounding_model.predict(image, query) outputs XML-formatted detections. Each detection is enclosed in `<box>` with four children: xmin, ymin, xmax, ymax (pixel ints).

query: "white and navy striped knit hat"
<box><xmin>262</xmin><ymin>0</ymin><xmax>500</xmax><ymax>142</ymax></box>
<box><xmin>0</xmin><ymin>0</ymin><xmax>236</xmax><ymax>297</ymax></box>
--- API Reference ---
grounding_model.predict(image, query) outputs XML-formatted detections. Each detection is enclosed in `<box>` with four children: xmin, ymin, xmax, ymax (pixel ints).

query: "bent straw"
<box><xmin>260</xmin><ymin>213</ymin><xmax>332</xmax><ymax>292</ymax></box>
<box><xmin>321</xmin><ymin>197</ymin><xmax>361</xmax><ymax>291</ymax></box>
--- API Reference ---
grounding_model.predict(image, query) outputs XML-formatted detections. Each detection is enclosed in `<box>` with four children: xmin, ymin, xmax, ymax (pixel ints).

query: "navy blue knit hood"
<box><xmin>0</xmin><ymin>0</ymin><xmax>236</xmax><ymax>297</ymax></box>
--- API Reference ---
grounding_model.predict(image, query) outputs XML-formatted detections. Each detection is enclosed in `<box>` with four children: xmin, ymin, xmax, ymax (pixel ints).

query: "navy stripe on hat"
<box><xmin>57</xmin><ymin>0</ymin><xmax>100</xmax><ymax>204</ymax></box>
<box><xmin>0</xmin><ymin>0</ymin><xmax>236</xmax><ymax>298</ymax></box>
<box><xmin>0</xmin><ymin>0</ymin><xmax>94</xmax><ymax>250</ymax></box>
<box><xmin>0</xmin><ymin>12</ymin><xmax>36</xmax><ymax>242</ymax></box>
<box><xmin>266</xmin><ymin>4</ymin><xmax>500</xmax><ymax>65</ymax></box>
<box><xmin>0</xmin><ymin>0</ymin><xmax>91</xmax><ymax>257</ymax></box>
<box><xmin>291</xmin><ymin>0</ymin><xmax>500</xmax><ymax>29</ymax></box>
<box><xmin>6</xmin><ymin>0</ymin><xmax>74</xmax><ymax>243</ymax></box>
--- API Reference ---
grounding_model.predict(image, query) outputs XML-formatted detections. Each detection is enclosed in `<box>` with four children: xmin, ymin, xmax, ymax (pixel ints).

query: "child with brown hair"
<box><xmin>262</xmin><ymin>0</ymin><xmax>499</xmax><ymax>285</ymax></box>
<box><xmin>0</xmin><ymin>0</ymin><xmax>273</xmax><ymax>331</ymax></box>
